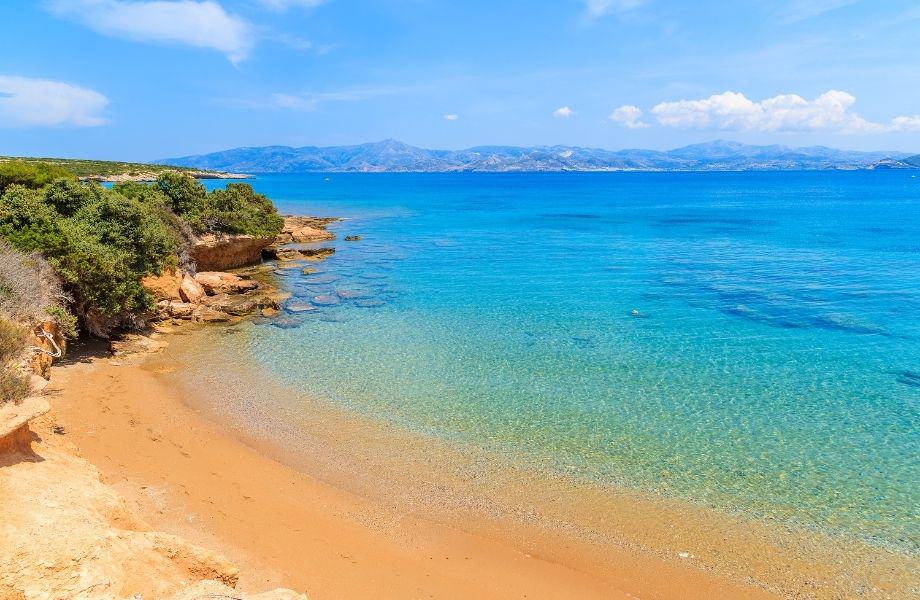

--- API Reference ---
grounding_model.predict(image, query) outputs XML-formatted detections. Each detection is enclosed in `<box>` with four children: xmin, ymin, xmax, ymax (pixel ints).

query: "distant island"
<box><xmin>157</xmin><ymin>139</ymin><xmax>920</xmax><ymax>173</ymax></box>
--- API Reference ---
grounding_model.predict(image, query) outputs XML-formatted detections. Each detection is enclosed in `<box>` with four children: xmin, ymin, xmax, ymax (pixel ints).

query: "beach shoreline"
<box><xmin>42</xmin><ymin>321</ymin><xmax>918</xmax><ymax>600</ymax></box>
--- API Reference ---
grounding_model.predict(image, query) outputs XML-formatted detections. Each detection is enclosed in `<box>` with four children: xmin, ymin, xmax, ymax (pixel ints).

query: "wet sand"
<box><xmin>47</xmin><ymin>330</ymin><xmax>917</xmax><ymax>600</ymax></box>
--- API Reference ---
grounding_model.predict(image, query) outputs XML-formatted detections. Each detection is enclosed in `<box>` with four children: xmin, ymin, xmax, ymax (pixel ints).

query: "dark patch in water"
<box><xmin>895</xmin><ymin>370</ymin><xmax>920</xmax><ymax>388</ymax></box>
<box><xmin>541</xmin><ymin>213</ymin><xmax>601</xmax><ymax>219</ymax></box>
<box><xmin>810</xmin><ymin>314</ymin><xmax>888</xmax><ymax>336</ymax></box>
<box><xmin>655</xmin><ymin>216</ymin><xmax>768</xmax><ymax>228</ymax></box>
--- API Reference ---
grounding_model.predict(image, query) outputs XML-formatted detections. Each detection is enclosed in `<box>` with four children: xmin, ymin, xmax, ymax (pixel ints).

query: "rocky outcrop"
<box><xmin>191</xmin><ymin>234</ymin><xmax>276</xmax><ymax>271</ymax></box>
<box><xmin>195</xmin><ymin>271</ymin><xmax>259</xmax><ymax>295</ymax></box>
<box><xmin>143</xmin><ymin>268</ymin><xmax>283</xmax><ymax>328</ymax></box>
<box><xmin>0</xmin><ymin>402</ymin><xmax>305</xmax><ymax>600</ymax></box>
<box><xmin>275</xmin><ymin>216</ymin><xmax>338</xmax><ymax>245</ymax></box>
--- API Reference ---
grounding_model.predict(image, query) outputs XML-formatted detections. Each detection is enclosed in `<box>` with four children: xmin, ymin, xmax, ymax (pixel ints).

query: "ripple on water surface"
<box><xmin>208</xmin><ymin>172</ymin><xmax>920</xmax><ymax>552</ymax></box>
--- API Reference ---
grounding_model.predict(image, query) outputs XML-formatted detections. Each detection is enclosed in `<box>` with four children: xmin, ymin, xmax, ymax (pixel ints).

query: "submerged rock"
<box><xmin>286</xmin><ymin>302</ymin><xmax>316</xmax><ymax>313</ymax></box>
<box><xmin>336</xmin><ymin>289</ymin><xmax>371</xmax><ymax>299</ymax></box>
<box><xmin>311</xmin><ymin>294</ymin><xmax>341</xmax><ymax>306</ymax></box>
<box><xmin>355</xmin><ymin>299</ymin><xmax>385</xmax><ymax>308</ymax></box>
<box><xmin>344</xmin><ymin>235</ymin><xmax>363</xmax><ymax>241</ymax></box>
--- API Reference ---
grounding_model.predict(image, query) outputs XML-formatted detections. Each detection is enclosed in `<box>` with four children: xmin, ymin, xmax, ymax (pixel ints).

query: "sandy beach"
<box><xmin>43</xmin><ymin>326</ymin><xmax>917</xmax><ymax>600</ymax></box>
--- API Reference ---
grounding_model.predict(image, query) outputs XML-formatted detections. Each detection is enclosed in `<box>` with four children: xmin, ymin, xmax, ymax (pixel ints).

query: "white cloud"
<box><xmin>443</xmin><ymin>114</ymin><xmax>459</xmax><ymax>121</ymax></box>
<box><xmin>608</xmin><ymin>105</ymin><xmax>648</xmax><ymax>129</ymax></box>
<box><xmin>553</xmin><ymin>106</ymin><xmax>575</xmax><ymax>118</ymax></box>
<box><xmin>0</xmin><ymin>75</ymin><xmax>108</xmax><ymax>127</ymax></box>
<box><xmin>259</xmin><ymin>0</ymin><xmax>325</xmax><ymax>9</ymax></box>
<box><xmin>584</xmin><ymin>0</ymin><xmax>645</xmax><ymax>18</ymax></box>
<box><xmin>46</xmin><ymin>0</ymin><xmax>253</xmax><ymax>63</ymax></box>
<box><xmin>650</xmin><ymin>90</ymin><xmax>920</xmax><ymax>134</ymax></box>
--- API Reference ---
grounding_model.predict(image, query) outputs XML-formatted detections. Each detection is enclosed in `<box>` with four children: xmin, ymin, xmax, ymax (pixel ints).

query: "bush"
<box><xmin>155</xmin><ymin>171</ymin><xmax>206</xmax><ymax>215</ymax></box>
<box><xmin>0</xmin><ymin>160</ymin><xmax>74</xmax><ymax>194</ymax></box>
<box><xmin>184</xmin><ymin>182</ymin><xmax>284</xmax><ymax>238</ymax></box>
<box><xmin>0</xmin><ymin>180</ymin><xmax>177</xmax><ymax>334</ymax></box>
<box><xmin>0</xmin><ymin>172</ymin><xmax>283</xmax><ymax>337</ymax></box>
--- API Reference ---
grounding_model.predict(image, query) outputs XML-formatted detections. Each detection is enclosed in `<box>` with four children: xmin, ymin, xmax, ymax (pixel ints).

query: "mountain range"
<box><xmin>158</xmin><ymin>140</ymin><xmax>920</xmax><ymax>173</ymax></box>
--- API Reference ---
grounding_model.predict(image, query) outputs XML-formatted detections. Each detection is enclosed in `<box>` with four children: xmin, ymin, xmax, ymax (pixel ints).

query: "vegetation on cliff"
<box><xmin>0</xmin><ymin>166</ymin><xmax>283</xmax><ymax>338</ymax></box>
<box><xmin>1</xmin><ymin>156</ymin><xmax>205</xmax><ymax>179</ymax></box>
<box><xmin>0</xmin><ymin>241</ymin><xmax>73</xmax><ymax>403</ymax></box>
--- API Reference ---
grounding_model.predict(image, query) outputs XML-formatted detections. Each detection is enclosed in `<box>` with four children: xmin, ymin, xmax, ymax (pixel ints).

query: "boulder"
<box><xmin>191</xmin><ymin>234</ymin><xmax>275</xmax><ymax>271</ymax></box>
<box><xmin>206</xmin><ymin>294</ymin><xmax>260</xmax><ymax>317</ymax></box>
<box><xmin>192</xmin><ymin>306</ymin><xmax>232</xmax><ymax>323</ymax></box>
<box><xmin>141</xmin><ymin>270</ymin><xmax>183</xmax><ymax>301</ymax></box>
<box><xmin>178</xmin><ymin>275</ymin><xmax>205</xmax><ymax>304</ymax></box>
<box><xmin>194</xmin><ymin>272</ymin><xmax>259</xmax><ymax>295</ymax></box>
<box><xmin>167</xmin><ymin>302</ymin><xmax>197</xmax><ymax>319</ymax></box>
<box><xmin>301</xmin><ymin>247</ymin><xmax>335</xmax><ymax>260</ymax></box>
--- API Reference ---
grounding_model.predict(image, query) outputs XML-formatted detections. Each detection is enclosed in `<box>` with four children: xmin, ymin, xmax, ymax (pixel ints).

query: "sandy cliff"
<box><xmin>0</xmin><ymin>397</ymin><xmax>305</xmax><ymax>600</ymax></box>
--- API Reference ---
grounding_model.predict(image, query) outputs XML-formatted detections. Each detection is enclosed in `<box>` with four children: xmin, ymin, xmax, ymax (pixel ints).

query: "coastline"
<box><xmin>44</xmin><ymin>320</ymin><xmax>919</xmax><ymax>600</ymax></box>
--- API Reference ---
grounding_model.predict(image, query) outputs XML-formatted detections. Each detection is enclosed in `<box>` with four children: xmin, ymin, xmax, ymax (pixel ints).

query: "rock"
<box><xmin>301</xmin><ymin>247</ymin><xmax>335</xmax><ymax>260</ymax></box>
<box><xmin>344</xmin><ymin>235</ymin><xmax>362</xmax><ymax>241</ymax></box>
<box><xmin>167</xmin><ymin>302</ymin><xmax>197</xmax><ymax>319</ymax></box>
<box><xmin>110</xmin><ymin>334</ymin><xmax>169</xmax><ymax>356</ymax></box>
<box><xmin>270</xmin><ymin>315</ymin><xmax>304</xmax><ymax>329</ymax></box>
<box><xmin>191</xmin><ymin>234</ymin><xmax>275</xmax><ymax>271</ymax></box>
<box><xmin>261</xmin><ymin>307</ymin><xmax>280</xmax><ymax>317</ymax></box>
<box><xmin>257</xmin><ymin>296</ymin><xmax>281</xmax><ymax>311</ymax></box>
<box><xmin>285</xmin><ymin>302</ymin><xmax>316</xmax><ymax>313</ymax></box>
<box><xmin>195</xmin><ymin>271</ymin><xmax>259</xmax><ymax>295</ymax></box>
<box><xmin>355</xmin><ymin>298</ymin><xmax>385</xmax><ymax>308</ymax></box>
<box><xmin>192</xmin><ymin>306</ymin><xmax>232</xmax><ymax>323</ymax></box>
<box><xmin>141</xmin><ymin>269</ymin><xmax>183</xmax><ymax>301</ymax></box>
<box><xmin>311</xmin><ymin>294</ymin><xmax>340</xmax><ymax>306</ymax></box>
<box><xmin>336</xmin><ymin>289</ymin><xmax>370</xmax><ymax>300</ymax></box>
<box><xmin>271</xmin><ymin>248</ymin><xmax>304</xmax><ymax>262</ymax></box>
<box><xmin>178</xmin><ymin>274</ymin><xmax>205</xmax><ymax>304</ymax></box>
<box><xmin>206</xmin><ymin>294</ymin><xmax>260</xmax><ymax>317</ymax></box>
<box><xmin>274</xmin><ymin>216</ymin><xmax>337</xmax><ymax>245</ymax></box>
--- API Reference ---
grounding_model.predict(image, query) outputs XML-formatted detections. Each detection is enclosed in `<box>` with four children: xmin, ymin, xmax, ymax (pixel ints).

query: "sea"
<box><xmin>199</xmin><ymin>171</ymin><xmax>919</xmax><ymax>551</ymax></box>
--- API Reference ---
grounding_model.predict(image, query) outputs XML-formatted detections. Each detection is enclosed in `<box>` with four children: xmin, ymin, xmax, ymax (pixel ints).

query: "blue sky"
<box><xmin>1</xmin><ymin>0</ymin><xmax>919</xmax><ymax>160</ymax></box>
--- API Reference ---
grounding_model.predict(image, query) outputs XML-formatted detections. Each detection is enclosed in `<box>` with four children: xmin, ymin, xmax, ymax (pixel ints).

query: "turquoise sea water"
<box><xmin>205</xmin><ymin>172</ymin><xmax>919</xmax><ymax>549</ymax></box>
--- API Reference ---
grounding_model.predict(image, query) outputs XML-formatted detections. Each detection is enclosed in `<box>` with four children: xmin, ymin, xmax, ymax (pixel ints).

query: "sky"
<box><xmin>1</xmin><ymin>0</ymin><xmax>919</xmax><ymax>161</ymax></box>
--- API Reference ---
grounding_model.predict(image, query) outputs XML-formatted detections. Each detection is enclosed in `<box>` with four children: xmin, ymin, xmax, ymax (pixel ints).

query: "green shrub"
<box><xmin>185</xmin><ymin>183</ymin><xmax>284</xmax><ymax>238</ymax></box>
<box><xmin>0</xmin><ymin>160</ymin><xmax>74</xmax><ymax>194</ymax></box>
<box><xmin>155</xmin><ymin>171</ymin><xmax>206</xmax><ymax>215</ymax></box>
<box><xmin>0</xmin><ymin>180</ymin><xmax>177</xmax><ymax>333</ymax></box>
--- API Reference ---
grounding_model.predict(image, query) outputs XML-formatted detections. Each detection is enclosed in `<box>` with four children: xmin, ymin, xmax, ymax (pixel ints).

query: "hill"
<box><xmin>157</xmin><ymin>139</ymin><xmax>914</xmax><ymax>173</ymax></box>
<box><xmin>0</xmin><ymin>156</ymin><xmax>245</xmax><ymax>181</ymax></box>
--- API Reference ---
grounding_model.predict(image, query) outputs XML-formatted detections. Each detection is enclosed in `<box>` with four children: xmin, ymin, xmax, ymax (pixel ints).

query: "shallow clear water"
<box><xmin>205</xmin><ymin>172</ymin><xmax>919</xmax><ymax>548</ymax></box>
